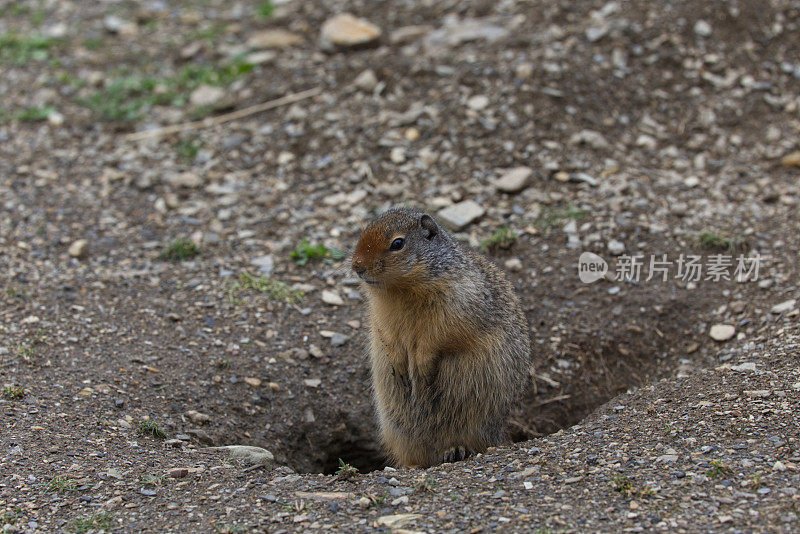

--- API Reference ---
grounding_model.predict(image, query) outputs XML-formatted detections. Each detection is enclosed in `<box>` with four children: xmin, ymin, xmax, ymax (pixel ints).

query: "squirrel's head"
<box><xmin>351</xmin><ymin>208</ymin><xmax>441</xmax><ymax>290</ymax></box>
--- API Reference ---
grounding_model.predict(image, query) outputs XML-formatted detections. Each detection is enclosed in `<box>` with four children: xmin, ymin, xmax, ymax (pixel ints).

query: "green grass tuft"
<box><xmin>334</xmin><ymin>458</ymin><xmax>359</xmax><ymax>480</ymax></box>
<box><xmin>0</xmin><ymin>33</ymin><xmax>59</xmax><ymax>64</ymax></box>
<box><xmin>256</xmin><ymin>0</ymin><xmax>275</xmax><ymax>18</ymax></box>
<box><xmin>707</xmin><ymin>460</ymin><xmax>733</xmax><ymax>478</ymax></box>
<box><xmin>71</xmin><ymin>511</ymin><xmax>113</xmax><ymax>533</ymax></box>
<box><xmin>290</xmin><ymin>238</ymin><xmax>346</xmax><ymax>266</ymax></box>
<box><xmin>536</xmin><ymin>206</ymin><xmax>588</xmax><ymax>229</ymax></box>
<box><xmin>78</xmin><ymin>76</ymin><xmax>175</xmax><ymax>123</ymax></box>
<box><xmin>697</xmin><ymin>230</ymin><xmax>746</xmax><ymax>252</ymax></box>
<box><xmin>611</xmin><ymin>474</ymin><xmax>654</xmax><ymax>497</ymax></box>
<box><xmin>159</xmin><ymin>238</ymin><xmax>200</xmax><ymax>262</ymax></box>
<box><xmin>13</xmin><ymin>106</ymin><xmax>56</xmax><ymax>122</ymax></box>
<box><xmin>45</xmin><ymin>476</ymin><xmax>80</xmax><ymax>494</ymax></box>
<box><xmin>79</xmin><ymin>57</ymin><xmax>253</xmax><ymax>123</ymax></box>
<box><xmin>2</xmin><ymin>385</ymin><xmax>25</xmax><ymax>400</ymax></box>
<box><xmin>215</xmin><ymin>524</ymin><xmax>246</xmax><ymax>534</ymax></box>
<box><xmin>138</xmin><ymin>420</ymin><xmax>167</xmax><ymax>439</ymax></box>
<box><xmin>479</xmin><ymin>226</ymin><xmax>518</xmax><ymax>253</ymax></box>
<box><xmin>175</xmin><ymin>138</ymin><xmax>202</xmax><ymax>162</ymax></box>
<box><xmin>82</xmin><ymin>37</ymin><xmax>104</xmax><ymax>50</ymax></box>
<box><xmin>414</xmin><ymin>474</ymin><xmax>436</xmax><ymax>493</ymax></box>
<box><xmin>227</xmin><ymin>272</ymin><xmax>304</xmax><ymax>305</ymax></box>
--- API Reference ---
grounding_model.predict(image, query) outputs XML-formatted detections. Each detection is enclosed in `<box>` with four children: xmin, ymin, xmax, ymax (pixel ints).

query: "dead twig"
<box><xmin>530</xmin><ymin>394</ymin><xmax>571</xmax><ymax>408</ymax></box>
<box><xmin>123</xmin><ymin>86</ymin><xmax>322</xmax><ymax>141</ymax></box>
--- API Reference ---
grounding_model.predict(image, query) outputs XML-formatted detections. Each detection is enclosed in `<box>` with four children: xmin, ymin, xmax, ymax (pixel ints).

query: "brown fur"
<box><xmin>352</xmin><ymin>208</ymin><xmax>531</xmax><ymax>467</ymax></box>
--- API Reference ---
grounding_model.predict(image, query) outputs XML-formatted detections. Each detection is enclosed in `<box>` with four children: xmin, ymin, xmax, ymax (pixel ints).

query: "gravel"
<box><xmin>1</xmin><ymin>0</ymin><xmax>799</xmax><ymax>532</ymax></box>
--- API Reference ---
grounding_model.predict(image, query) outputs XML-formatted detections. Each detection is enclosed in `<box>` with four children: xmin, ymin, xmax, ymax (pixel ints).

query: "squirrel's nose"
<box><xmin>352</xmin><ymin>259</ymin><xmax>366</xmax><ymax>277</ymax></box>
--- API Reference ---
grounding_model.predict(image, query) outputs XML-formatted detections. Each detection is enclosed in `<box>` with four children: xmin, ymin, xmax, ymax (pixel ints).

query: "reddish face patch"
<box><xmin>352</xmin><ymin>225</ymin><xmax>387</xmax><ymax>274</ymax></box>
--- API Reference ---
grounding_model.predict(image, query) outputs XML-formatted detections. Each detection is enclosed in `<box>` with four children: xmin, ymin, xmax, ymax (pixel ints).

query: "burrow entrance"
<box><xmin>270</xmin><ymin>281</ymin><xmax>712</xmax><ymax>475</ymax></box>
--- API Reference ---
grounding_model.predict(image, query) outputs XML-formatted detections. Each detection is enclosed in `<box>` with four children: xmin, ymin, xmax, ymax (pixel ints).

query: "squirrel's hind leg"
<box><xmin>441</xmin><ymin>446</ymin><xmax>474</xmax><ymax>464</ymax></box>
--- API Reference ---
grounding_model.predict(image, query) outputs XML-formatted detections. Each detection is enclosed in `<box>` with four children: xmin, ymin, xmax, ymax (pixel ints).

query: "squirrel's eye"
<box><xmin>389</xmin><ymin>237</ymin><xmax>405</xmax><ymax>251</ymax></box>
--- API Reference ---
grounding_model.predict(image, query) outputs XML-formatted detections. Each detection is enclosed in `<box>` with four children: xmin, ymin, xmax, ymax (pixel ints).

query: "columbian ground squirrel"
<box><xmin>352</xmin><ymin>207</ymin><xmax>531</xmax><ymax>467</ymax></box>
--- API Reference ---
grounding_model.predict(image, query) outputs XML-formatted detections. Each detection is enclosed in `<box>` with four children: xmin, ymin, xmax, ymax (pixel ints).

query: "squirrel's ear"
<box><xmin>420</xmin><ymin>214</ymin><xmax>438</xmax><ymax>240</ymax></box>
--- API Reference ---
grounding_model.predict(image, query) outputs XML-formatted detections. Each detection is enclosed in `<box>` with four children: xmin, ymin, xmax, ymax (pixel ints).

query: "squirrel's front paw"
<box><xmin>441</xmin><ymin>446</ymin><xmax>473</xmax><ymax>464</ymax></box>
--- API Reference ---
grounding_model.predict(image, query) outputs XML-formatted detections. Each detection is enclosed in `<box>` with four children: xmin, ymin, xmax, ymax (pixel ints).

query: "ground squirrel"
<box><xmin>351</xmin><ymin>207</ymin><xmax>531</xmax><ymax>467</ymax></box>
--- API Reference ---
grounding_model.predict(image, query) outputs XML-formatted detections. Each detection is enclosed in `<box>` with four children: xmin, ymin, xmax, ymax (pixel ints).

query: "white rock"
<box><xmin>246</xmin><ymin>51</ymin><xmax>277</xmax><ymax>65</ymax></box>
<box><xmin>47</xmin><ymin>111</ymin><xmax>64</xmax><ymax>126</ymax></box>
<box><xmin>277</xmin><ymin>151</ymin><xmax>295</xmax><ymax>165</ymax></box>
<box><xmin>467</xmin><ymin>95</ymin><xmax>489</xmax><ymax>111</ymax></box>
<box><xmin>709</xmin><ymin>324</ymin><xmax>736</xmax><ymax>341</ymax></box>
<box><xmin>607</xmin><ymin>239</ymin><xmax>625</xmax><ymax>256</ymax></box>
<box><xmin>635</xmin><ymin>134</ymin><xmax>657</xmax><ymax>150</ymax></box>
<box><xmin>45</xmin><ymin>23</ymin><xmax>68</xmax><ymax>38</ymax></box>
<box><xmin>571</xmin><ymin>172</ymin><xmax>598</xmax><ymax>187</ymax></box>
<box><xmin>250</xmin><ymin>254</ymin><xmax>274</xmax><ymax>275</ymax></box>
<box><xmin>185</xmin><ymin>410</ymin><xmax>211</xmax><ymax>424</ymax></box>
<box><xmin>189</xmin><ymin>84</ymin><xmax>226</xmax><ymax>107</ymax></box>
<box><xmin>515</xmin><ymin>62</ymin><xmax>534</xmax><ymax>79</ymax></box>
<box><xmin>437</xmin><ymin>200</ymin><xmax>485</xmax><ymax>230</ymax></box>
<box><xmin>166</xmin><ymin>171</ymin><xmax>203</xmax><ymax>188</ymax></box>
<box><xmin>304</xmin><ymin>378</ymin><xmax>322</xmax><ymax>388</ymax></box>
<box><xmin>743</xmin><ymin>389</ymin><xmax>771</xmax><ymax>398</ymax></box>
<box><xmin>569</xmin><ymin>129</ymin><xmax>609</xmax><ymax>150</ymax></box>
<box><xmin>208</xmin><ymin>445</ymin><xmax>274</xmax><ymax>465</ymax></box>
<box><xmin>390</xmin><ymin>25</ymin><xmax>434</xmax><ymax>45</ymax></box>
<box><xmin>323</xmin><ymin>193</ymin><xmax>346</xmax><ymax>206</ymax></box>
<box><xmin>423</xmin><ymin>17</ymin><xmax>509</xmax><ymax>50</ymax></box>
<box><xmin>104</xmin><ymin>15</ymin><xmax>137</xmax><ymax>35</ymax></box>
<box><xmin>504</xmin><ymin>258</ymin><xmax>523</xmax><ymax>271</ymax></box>
<box><xmin>353</xmin><ymin>69</ymin><xmax>378</xmax><ymax>92</ymax></box>
<box><xmin>730</xmin><ymin>362</ymin><xmax>756</xmax><ymax>372</ymax></box>
<box><xmin>585</xmin><ymin>26</ymin><xmax>608</xmax><ymax>42</ymax></box>
<box><xmin>771</xmin><ymin>299</ymin><xmax>796</xmax><ymax>314</ymax></box>
<box><xmin>68</xmin><ymin>239</ymin><xmax>89</xmax><ymax>259</ymax></box>
<box><xmin>321</xmin><ymin>290</ymin><xmax>344</xmax><ymax>306</ymax></box>
<box><xmin>694</xmin><ymin>20</ymin><xmax>712</xmax><ymax>37</ymax></box>
<box><xmin>346</xmin><ymin>190</ymin><xmax>368</xmax><ymax>204</ymax></box>
<box><xmin>320</xmin><ymin>14</ymin><xmax>381</xmax><ymax>50</ymax></box>
<box><xmin>390</xmin><ymin>147</ymin><xmax>406</xmax><ymax>164</ymax></box>
<box><xmin>376</xmin><ymin>514</ymin><xmax>422</xmax><ymax>528</ymax></box>
<box><xmin>493</xmin><ymin>167</ymin><xmax>532</xmax><ymax>193</ymax></box>
<box><xmin>246</xmin><ymin>29</ymin><xmax>302</xmax><ymax>49</ymax></box>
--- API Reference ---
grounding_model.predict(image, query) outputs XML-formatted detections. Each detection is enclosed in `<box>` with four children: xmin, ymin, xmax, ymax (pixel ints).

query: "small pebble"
<box><xmin>321</xmin><ymin>290</ymin><xmax>344</xmax><ymax>306</ymax></box>
<box><xmin>320</xmin><ymin>13</ymin><xmax>381</xmax><ymax>51</ymax></box>
<box><xmin>694</xmin><ymin>20</ymin><xmax>712</xmax><ymax>37</ymax></box>
<box><xmin>493</xmin><ymin>167</ymin><xmax>532</xmax><ymax>193</ymax></box>
<box><xmin>709</xmin><ymin>324</ymin><xmax>736</xmax><ymax>341</ymax></box>
<box><xmin>438</xmin><ymin>200</ymin><xmax>485</xmax><ymax>230</ymax></box>
<box><xmin>353</xmin><ymin>69</ymin><xmax>378</xmax><ymax>92</ymax></box>
<box><xmin>68</xmin><ymin>239</ymin><xmax>89</xmax><ymax>259</ymax></box>
<box><xmin>504</xmin><ymin>258</ymin><xmax>523</xmax><ymax>271</ymax></box>
<box><xmin>467</xmin><ymin>95</ymin><xmax>489</xmax><ymax>111</ymax></box>
<box><xmin>607</xmin><ymin>240</ymin><xmax>625</xmax><ymax>256</ymax></box>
